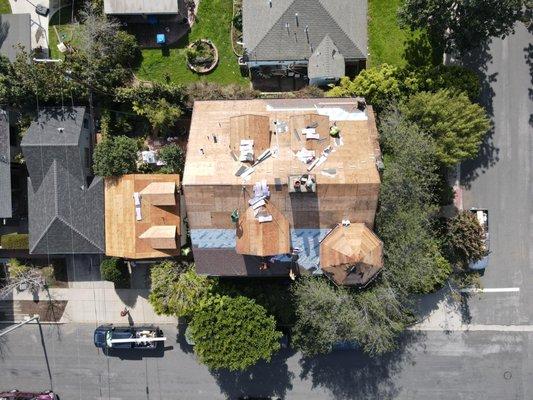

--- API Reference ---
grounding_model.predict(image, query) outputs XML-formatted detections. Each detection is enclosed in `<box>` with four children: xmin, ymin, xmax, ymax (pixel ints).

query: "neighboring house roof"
<box><xmin>242</xmin><ymin>0</ymin><xmax>367</xmax><ymax>62</ymax></box>
<box><xmin>104</xmin><ymin>174</ymin><xmax>181</xmax><ymax>259</ymax></box>
<box><xmin>21</xmin><ymin>107</ymin><xmax>105</xmax><ymax>255</ymax></box>
<box><xmin>320</xmin><ymin>223</ymin><xmax>383</xmax><ymax>287</ymax></box>
<box><xmin>104</xmin><ymin>0</ymin><xmax>179</xmax><ymax>14</ymax></box>
<box><xmin>308</xmin><ymin>35</ymin><xmax>345</xmax><ymax>79</ymax></box>
<box><xmin>0</xmin><ymin>110</ymin><xmax>11</xmax><ymax>218</ymax></box>
<box><xmin>0</xmin><ymin>13</ymin><xmax>31</xmax><ymax>62</ymax></box>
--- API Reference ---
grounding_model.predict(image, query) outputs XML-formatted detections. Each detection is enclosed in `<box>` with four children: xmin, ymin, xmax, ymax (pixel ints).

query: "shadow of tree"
<box><xmin>298</xmin><ymin>331</ymin><xmax>426</xmax><ymax>400</ymax></box>
<box><xmin>458</xmin><ymin>40</ymin><xmax>500</xmax><ymax>188</ymax></box>
<box><xmin>210</xmin><ymin>349</ymin><xmax>295</xmax><ymax>400</ymax></box>
<box><xmin>524</xmin><ymin>42</ymin><xmax>533</xmax><ymax>127</ymax></box>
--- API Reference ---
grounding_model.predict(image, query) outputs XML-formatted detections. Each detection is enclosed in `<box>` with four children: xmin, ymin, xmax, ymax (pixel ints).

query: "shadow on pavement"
<box><xmin>298</xmin><ymin>331</ymin><xmax>425</xmax><ymax>400</ymax></box>
<box><xmin>525</xmin><ymin>42</ymin><xmax>533</xmax><ymax>127</ymax></box>
<box><xmin>460</xmin><ymin>40</ymin><xmax>501</xmax><ymax>188</ymax></box>
<box><xmin>210</xmin><ymin>349</ymin><xmax>296</xmax><ymax>400</ymax></box>
<box><xmin>103</xmin><ymin>343</ymin><xmax>174</xmax><ymax>360</ymax></box>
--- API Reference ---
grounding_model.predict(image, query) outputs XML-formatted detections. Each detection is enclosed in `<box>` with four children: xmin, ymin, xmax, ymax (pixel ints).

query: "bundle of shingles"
<box><xmin>248</xmin><ymin>180</ymin><xmax>272</xmax><ymax>223</ymax></box>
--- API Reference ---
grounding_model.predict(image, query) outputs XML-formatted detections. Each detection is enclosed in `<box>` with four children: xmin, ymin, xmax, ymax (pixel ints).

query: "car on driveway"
<box><xmin>0</xmin><ymin>390</ymin><xmax>57</xmax><ymax>400</ymax></box>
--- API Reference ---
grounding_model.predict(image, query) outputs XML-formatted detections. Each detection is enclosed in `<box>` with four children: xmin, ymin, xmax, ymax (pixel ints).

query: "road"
<box><xmin>0</xmin><ymin>323</ymin><xmax>531</xmax><ymax>400</ymax></box>
<box><xmin>461</xmin><ymin>21</ymin><xmax>533</xmax><ymax>326</ymax></box>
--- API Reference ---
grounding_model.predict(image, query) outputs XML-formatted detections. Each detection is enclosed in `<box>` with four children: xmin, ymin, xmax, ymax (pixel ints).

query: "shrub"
<box><xmin>446</xmin><ymin>211</ymin><xmax>488</xmax><ymax>267</ymax></box>
<box><xmin>185</xmin><ymin>82</ymin><xmax>259</xmax><ymax>107</ymax></box>
<box><xmin>189</xmin><ymin>295</ymin><xmax>282</xmax><ymax>371</ymax></box>
<box><xmin>100</xmin><ymin>257</ymin><xmax>129</xmax><ymax>287</ymax></box>
<box><xmin>7</xmin><ymin>258</ymin><xmax>30</xmax><ymax>279</ymax></box>
<box><xmin>1</xmin><ymin>233</ymin><xmax>29</xmax><ymax>250</ymax></box>
<box><xmin>92</xmin><ymin>135</ymin><xmax>139</xmax><ymax>177</ymax></box>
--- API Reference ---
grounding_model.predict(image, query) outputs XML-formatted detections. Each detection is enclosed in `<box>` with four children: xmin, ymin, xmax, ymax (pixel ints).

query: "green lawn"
<box><xmin>135</xmin><ymin>0</ymin><xmax>247</xmax><ymax>85</ymax></box>
<box><xmin>368</xmin><ymin>0</ymin><xmax>414</xmax><ymax>67</ymax></box>
<box><xmin>48</xmin><ymin>5</ymin><xmax>81</xmax><ymax>60</ymax></box>
<box><xmin>0</xmin><ymin>0</ymin><xmax>11</xmax><ymax>13</ymax></box>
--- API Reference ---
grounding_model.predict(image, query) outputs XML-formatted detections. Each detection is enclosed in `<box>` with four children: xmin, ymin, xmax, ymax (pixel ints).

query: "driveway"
<box><xmin>9</xmin><ymin>0</ymin><xmax>50</xmax><ymax>53</ymax></box>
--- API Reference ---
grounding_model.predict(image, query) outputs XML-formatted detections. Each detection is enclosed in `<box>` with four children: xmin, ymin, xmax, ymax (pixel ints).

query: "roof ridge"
<box><xmin>315</xmin><ymin>0</ymin><xmax>362</xmax><ymax>56</ymax></box>
<box><xmin>55</xmin><ymin>214</ymin><xmax>103</xmax><ymax>251</ymax></box>
<box><xmin>29</xmin><ymin>216</ymin><xmax>58</xmax><ymax>253</ymax></box>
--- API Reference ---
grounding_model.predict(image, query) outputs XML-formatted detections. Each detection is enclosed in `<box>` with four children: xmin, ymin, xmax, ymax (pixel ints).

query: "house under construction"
<box><xmin>182</xmin><ymin>98</ymin><xmax>383</xmax><ymax>287</ymax></box>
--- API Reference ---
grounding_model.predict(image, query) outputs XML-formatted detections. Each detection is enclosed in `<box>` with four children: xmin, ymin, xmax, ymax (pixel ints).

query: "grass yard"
<box><xmin>368</xmin><ymin>0</ymin><xmax>414</xmax><ymax>67</ymax></box>
<box><xmin>135</xmin><ymin>0</ymin><xmax>248</xmax><ymax>85</ymax></box>
<box><xmin>0</xmin><ymin>0</ymin><xmax>11</xmax><ymax>13</ymax></box>
<box><xmin>48</xmin><ymin>5</ymin><xmax>81</xmax><ymax>60</ymax></box>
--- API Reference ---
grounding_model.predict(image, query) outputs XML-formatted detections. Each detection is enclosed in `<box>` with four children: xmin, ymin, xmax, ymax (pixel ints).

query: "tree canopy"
<box><xmin>446</xmin><ymin>211</ymin><xmax>488</xmax><ymax>267</ymax></box>
<box><xmin>158</xmin><ymin>144</ymin><xmax>186</xmax><ymax>175</ymax></box>
<box><xmin>189</xmin><ymin>295</ymin><xmax>282</xmax><ymax>371</ymax></box>
<box><xmin>401</xmin><ymin>90</ymin><xmax>491</xmax><ymax>166</ymax></box>
<box><xmin>399</xmin><ymin>0</ymin><xmax>526</xmax><ymax>51</ymax></box>
<box><xmin>92</xmin><ymin>135</ymin><xmax>139</xmax><ymax>177</ymax></box>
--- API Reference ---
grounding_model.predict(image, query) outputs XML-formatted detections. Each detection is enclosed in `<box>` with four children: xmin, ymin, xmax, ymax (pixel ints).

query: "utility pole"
<box><xmin>0</xmin><ymin>315</ymin><xmax>39</xmax><ymax>337</ymax></box>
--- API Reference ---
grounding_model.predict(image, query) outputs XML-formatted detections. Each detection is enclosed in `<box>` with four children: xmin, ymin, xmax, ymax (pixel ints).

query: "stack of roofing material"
<box><xmin>239</xmin><ymin>139</ymin><xmax>254</xmax><ymax>162</ymax></box>
<box><xmin>133</xmin><ymin>192</ymin><xmax>142</xmax><ymax>221</ymax></box>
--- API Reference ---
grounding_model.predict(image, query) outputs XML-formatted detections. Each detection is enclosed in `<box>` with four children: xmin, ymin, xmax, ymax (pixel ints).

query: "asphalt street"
<box><xmin>0</xmin><ymin>323</ymin><xmax>531</xmax><ymax>400</ymax></box>
<box><xmin>461</xmin><ymin>22</ymin><xmax>533</xmax><ymax>325</ymax></box>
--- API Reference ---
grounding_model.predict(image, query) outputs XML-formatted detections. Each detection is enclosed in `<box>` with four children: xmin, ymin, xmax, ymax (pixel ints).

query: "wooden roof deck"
<box><xmin>320</xmin><ymin>223</ymin><xmax>383</xmax><ymax>286</ymax></box>
<box><xmin>104</xmin><ymin>174</ymin><xmax>181</xmax><ymax>259</ymax></box>
<box><xmin>236</xmin><ymin>201</ymin><xmax>291</xmax><ymax>257</ymax></box>
<box><xmin>183</xmin><ymin>98</ymin><xmax>381</xmax><ymax>187</ymax></box>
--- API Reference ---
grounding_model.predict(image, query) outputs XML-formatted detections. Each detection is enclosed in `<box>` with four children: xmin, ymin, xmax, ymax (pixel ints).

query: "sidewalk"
<box><xmin>9</xmin><ymin>0</ymin><xmax>50</xmax><ymax>53</ymax></box>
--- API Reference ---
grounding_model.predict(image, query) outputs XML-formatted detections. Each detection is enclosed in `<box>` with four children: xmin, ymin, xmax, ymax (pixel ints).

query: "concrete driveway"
<box><xmin>9</xmin><ymin>0</ymin><xmax>50</xmax><ymax>53</ymax></box>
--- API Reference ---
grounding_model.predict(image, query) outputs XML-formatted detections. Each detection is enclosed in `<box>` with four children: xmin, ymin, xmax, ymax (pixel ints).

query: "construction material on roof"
<box><xmin>236</xmin><ymin>201</ymin><xmax>290</xmax><ymax>257</ymax></box>
<box><xmin>239</xmin><ymin>139</ymin><xmax>254</xmax><ymax>162</ymax></box>
<box><xmin>105</xmin><ymin>174</ymin><xmax>181</xmax><ymax>259</ymax></box>
<box><xmin>230</xmin><ymin>114</ymin><xmax>271</xmax><ymax>159</ymax></box>
<box><xmin>288</xmin><ymin>174</ymin><xmax>316</xmax><ymax>193</ymax></box>
<box><xmin>139</xmin><ymin>225</ymin><xmax>177</xmax><ymax>250</ymax></box>
<box><xmin>320</xmin><ymin>223</ymin><xmax>383</xmax><ymax>287</ymax></box>
<box><xmin>133</xmin><ymin>192</ymin><xmax>142</xmax><ymax>221</ymax></box>
<box><xmin>139</xmin><ymin>182</ymin><xmax>177</xmax><ymax>206</ymax></box>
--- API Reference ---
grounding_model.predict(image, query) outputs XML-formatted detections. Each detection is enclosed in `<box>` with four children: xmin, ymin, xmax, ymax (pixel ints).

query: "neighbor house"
<box><xmin>103</xmin><ymin>0</ymin><xmax>187</xmax><ymax>47</ymax></box>
<box><xmin>21</xmin><ymin>107</ymin><xmax>105</xmax><ymax>255</ymax></box>
<box><xmin>183</xmin><ymin>98</ymin><xmax>383</xmax><ymax>287</ymax></box>
<box><xmin>104</xmin><ymin>174</ymin><xmax>182</xmax><ymax>260</ymax></box>
<box><xmin>242</xmin><ymin>0</ymin><xmax>367</xmax><ymax>88</ymax></box>
<box><xmin>0</xmin><ymin>13</ymin><xmax>31</xmax><ymax>62</ymax></box>
<box><xmin>0</xmin><ymin>110</ymin><xmax>11</xmax><ymax>220</ymax></box>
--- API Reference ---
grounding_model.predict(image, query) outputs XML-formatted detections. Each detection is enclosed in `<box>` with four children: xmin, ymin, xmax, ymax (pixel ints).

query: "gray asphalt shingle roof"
<box><xmin>21</xmin><ymin>108</ymin><xmax>104</xmax><ymax>255</ymax></box>
<box><xmin>0</xmin><ymin>109</ymin><xmax>11</xmax><ymax>218</ymax></box>
<box><xmin>308</xmin><ymin>35</ymin><xmax>345</xmax><ymax>79</ymax></box>
<box><xmin>243</xmin><ymin>0</ymin><xmax>367</xmax><ymax>62</ymax></box>
<box><xmin>0</xmin><ymin>13</ymin><xmax>31</xmax><ymax>62</ymax></box>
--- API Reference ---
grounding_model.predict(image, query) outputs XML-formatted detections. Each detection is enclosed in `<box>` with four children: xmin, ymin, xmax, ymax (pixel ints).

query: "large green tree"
<box><xmin>158</xmin><ymin>144</ymin><xmax>185</xmax><ymax>175</ymax></box>
<box><xmin>399</xmin><ymin>0</ymin><xmax>525</xmax><ymax>51</ymax></box>
<box><xmin>92</xmin><ymin>135</ymin><xmax>139</xmax><ymax>177</ymax></box>
<box><xmin>132</xmin><ymin>98</ymin><xmax>182</xmax><ymax>137</ymax></box>
<box><xmin>189</xmin><ymin>295</ymin><xmax>282</xmax><ymax>371</ymax></box>
<box><xmin>402</xmin><ymin>90</ymin><xmax>491</xmax><ymax>166</ymax></box>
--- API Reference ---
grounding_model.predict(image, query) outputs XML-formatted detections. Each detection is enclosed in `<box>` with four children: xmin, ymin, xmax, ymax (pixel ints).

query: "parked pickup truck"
<box><xmin>93</xmin><ymin>325</ymin><xmax>166</xmax><ymax>350</ymax></box>
<box><xmin>468</xmin><ymin>208</ymin><xmax>489</xmax><ymax>270</ymax></box>
<box><xmin>0</xmin><ymin>390</ymin><xmax>57</xmax><ymax>400</ymax></box>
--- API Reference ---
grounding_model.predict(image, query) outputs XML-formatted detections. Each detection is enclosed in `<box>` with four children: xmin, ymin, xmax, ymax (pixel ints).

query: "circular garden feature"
<box><xmin>186</xmin><ymin>39</ymin><xmax>219</xmax><ymax>74</ymax></box>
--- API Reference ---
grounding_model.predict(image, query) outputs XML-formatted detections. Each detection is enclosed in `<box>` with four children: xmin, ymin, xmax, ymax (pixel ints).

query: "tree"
<box><xmin>0</xmin><ymin>259</ymin><xmax>43</xmax><ymax>300</ymax></box>
<box><xmin>148</xmin><ymin>262</ymin><xmax>214</xmax><ymax>318</ymax></box>
<box><xmin>158</xmin><ymin>144</ymin><xmax>185</xmax><ymax>174</ymax></box>
<box><xmin>398</xmin><ymin>0</ymin><xmax>525</xmax><ymax>52</ymax></box>
<box><xmin>327</xmin><ymin>64</ymin><xmax>401</xmax><ymax>111</ymax></box>
<box><xmin>446</xmin><ymin>211</ymin><xmax>487</xmax><ymax>267</ymax></box>
<box><xmin>189</xmin><ymin>295</ymin><xmax>282</xmax><ymax>371</ymax></box>
<box><xmin>402</xmin><ymin>90</ymin><xmax>491</xmax><ymax>166</ymax></box>
<box><xmin>92</xmin><ymin>135</ymin><xmax>138</xmax><ymax>177</ymax></box>
<box><xmin>132</xmin><ymin>98</ymin><xmax>182</xmax><ymax>137</ymax></box>
<box><xmin>291</xmin><ymin>277</ymin><xmax>360</xmax><ymax>356</ymax></box>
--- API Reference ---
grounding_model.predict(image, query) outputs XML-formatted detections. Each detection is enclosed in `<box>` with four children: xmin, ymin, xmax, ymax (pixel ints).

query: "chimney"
<box><xmin>295</xmin><ymin>12</ymin><xmax>299</xmax><ymax>27</ymax></box>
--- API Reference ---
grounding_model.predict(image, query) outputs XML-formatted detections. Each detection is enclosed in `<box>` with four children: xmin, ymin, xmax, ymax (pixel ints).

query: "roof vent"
<box><xmin>285</xmin><ymin>22</ymin><xmax>290</xmax><ymax>35</ymax></box>
<box><xmin>295</xmin><ymin>12</ymin><xmax>299</xmax><ymax>27</ymax></box>
<box><xmin>269</xmin><ymin>0</ymin><xmax>272</xmax><ymax>7</ymax></box>
<box><xmin>57</xmin><ymin>127</ymin><xmax>64</xmax><ymax>133</ymax></box>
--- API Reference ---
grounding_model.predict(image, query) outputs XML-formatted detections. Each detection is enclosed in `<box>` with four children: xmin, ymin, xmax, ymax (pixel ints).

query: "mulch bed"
<box><xmin>0</xmin><ymin>300</ymin><xmax>67</xmax><ymax>322</ymax></box>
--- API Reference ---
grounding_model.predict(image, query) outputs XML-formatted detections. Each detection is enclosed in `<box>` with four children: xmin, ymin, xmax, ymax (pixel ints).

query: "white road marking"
<box><xmin>409</xmin><ymin>324</ymin><xmax>533</xmax><ymax>332</ymax></box>
<box><xmin>460</xmin><ymin>287</ymin><xmax>520</xmax><ymax>293</ymax></box>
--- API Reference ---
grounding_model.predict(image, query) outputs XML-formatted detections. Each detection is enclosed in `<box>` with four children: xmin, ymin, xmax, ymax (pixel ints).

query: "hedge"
<box><xmin>1</xmin><ymin>233</ymin><xmax>29</xmax><ymax>250</ymax></box>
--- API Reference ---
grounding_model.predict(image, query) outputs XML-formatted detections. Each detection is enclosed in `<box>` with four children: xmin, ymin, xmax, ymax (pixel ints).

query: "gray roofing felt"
<box><xmin>0</xmin><ymin>13</ymin><xmax>31</xmax><ymax>62</ymax></box>
<box><xmin>308</xmin><ymin>35</ymin><xmax>345</xmax><ymax>79</ymax></box>
<box><xmin>104</xmin><ymin>0</ymin><xmax>179</xmax><ymax>14</ymax></box>
<box><xmin>21</xmin><ymin>108</ymin><xmax>104</xmax><ymax>255</ymax></box>
<box><xmin>243</xmin><ymin>0</ymin><xmax>367</xmax><ymax>62</ymax></box>
<box><xmin>0</xmin><ymin>110</ymin><xmax>11</xmax><ymax>218</ymax></box>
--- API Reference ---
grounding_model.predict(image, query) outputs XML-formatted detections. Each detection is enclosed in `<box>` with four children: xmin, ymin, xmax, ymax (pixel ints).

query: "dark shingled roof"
<box><xmin>0</xmin><ymin>13</ymin><xmax>31</xmax><ymax>62</ymax></box>
<box><xmin>21</xmin><ymin>107</ymin><xmax>104</xmax><ymax>255</ymax></box>
<box><xmin>242</xmin><ymin>0</ymin><xmax>367</xmax><ymax>62</ymax></box>
<box><xmin>0</xmin><ymin>110</ymin><xmax>11</xmax><ymax>218</ymax></box>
